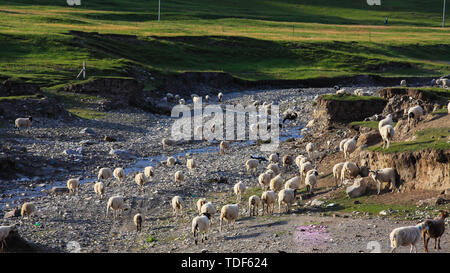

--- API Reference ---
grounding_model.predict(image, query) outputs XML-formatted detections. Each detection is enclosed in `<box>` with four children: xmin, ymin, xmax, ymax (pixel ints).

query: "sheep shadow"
<box><xmin>223</xmin><ymin>232</ymin><xmax>262</xmax><ymax>241</ymax></box>
<box><xmin>248</xmin><ymin>220</ymin><xmax>288</xmax><ymax>229</ymax></box>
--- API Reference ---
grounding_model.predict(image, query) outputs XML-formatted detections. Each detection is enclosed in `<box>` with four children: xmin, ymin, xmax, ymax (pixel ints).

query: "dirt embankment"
<box><xmin>0</xmin><ymin>96</ymin><xmax>72</xmax><ymax>121</ymax></box>
<box><xmin>0</xmin><ymin>80</ymin><xmax>40</xmax><ymax>96</ymax></box>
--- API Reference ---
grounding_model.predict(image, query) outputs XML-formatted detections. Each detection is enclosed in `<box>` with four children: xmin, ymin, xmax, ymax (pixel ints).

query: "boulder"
<box><xmin>3</xmin><ymin>208</ymin><xmax>20</xmax><ymax>219</ymax></box>
<box><xmin>50</xmin><ymin>186</ymin><xmax>69</xmax><ymax>195</ymax></box>
<box><xmin>356</xmin><ymin>132</ymin><xmax>382</xmax><ymax>147</ymax></box>
<box><xmin>346</xmin><ymin>178</ymin><xmax>367</xmax><ymax>198</ymax></box>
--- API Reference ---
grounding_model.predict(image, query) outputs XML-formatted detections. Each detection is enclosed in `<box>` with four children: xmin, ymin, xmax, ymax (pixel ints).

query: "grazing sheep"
<box><xmin>205</xmin><ymin>95</ymin><xmax>210</xmax><ymax>102</ymax></box>
<box><xmin>135</xmin><ymin>172</ymin><xmax>147</xmax><ymax>192</ymax></box>
<box><xmin>20</xmin><ymin>202</ymin><xmax>35</xmax><ymax>220</ymax></box>
<box><xmin>282</xmin><ymin>155</ymin><xmax>294</xmax><ymax>168</ymax></box>
<box><xmin>389</xmin><ymin>222</ymin><xmax>428</xmax><ymax>253</ymax></box>
<box><xmin>300</xmin><ymin>161</ymin><xmax>314</xmax><ymax>179</ymax></box>
<box><xmin>400</xmin><ymin>79</ymin><xmax>407</xmax><ymax>87</ymax></box>
<box><xmin>113</xmin><ymin>167</ymin><xmax>125</xmax><ymax>186</ymax></box>
<box><xmin>167</xmin><ymin>156</ymin><xmax>176</xmax><ymax>167</ymax></box>
<box><xmin>186</xmin><ymin>158</ymin><xmax>196</xmax><ymax>174</ymax></box>
<box><xmin>340</xmin><ymin>162</ymin><xmax>361</xmax><ymax>182</ymax></box>
<box><xmin>144</xmin><ymin>166</ymin><xmax>154</xmax><ymax>181</ymax></box>
<box><xmin>269</xmin><ymin>153</ymin><xmax>279</xmax><ymax>163</ymax></box>
<box><xmin>278</xmin><ymin>189</ymin><xmax>297</xmax><ymax>213</ymax></box>
<box><xmin>0</xmin><ymin>225</ymin><xmax>17</xmax><ymax>250</ymax></box>
<box><xmin>282</xmin><ymin>110</ymin><xmax>298</xmax><ymax>123</ymax></box>
<box><xmin>200</xmin><ymin>202</ymin><xmax>216</xmax><ymax>226</ymax></box>
<box><xmin>258</xmin><ymin>170</ymin><xmax>273</xmax><ymax>190</ymax></box>
<box><xmin>304</xmin><ymin>170</ymin><xmax>318</xmax><ymax>193</ymax></box>
<box><xmin>295</xmin><ymin>155</ymin><xmax>307</xmax><ymax>170</ymax></box>
<box><xmin>266</xmin><ymin>163</ymin><xmax>280</xmax><ymax>176</ymax></box>
<box><xmin>448</xmin><ymin>102</ymin><xmax>450</xmax><ymax>114</ymax></box>
<box><xmin>218</xmin><ymin>92</ymin><xmax>223</xmax><ymax>102</ymax></box>
<box><xmin>193</xmin><ymin>96</ymin><xmax>201</xmax><ymax>104</ymax></box>
<box><xmin>162</xmin><ymin>138</ymin><xmax>175</xmax><ymax>149</ymax></box>
<box><xmin>219</xmin><ymin>141</ymin><xmax>230</xmax><ymax>154</ymax></box>
<box><xmin>192</xmin><ymin>213</ymin><xmax>211</xmax><ymax>245</ymax></box>
<box><xmin>332</xmin><ymin>162</ymin><xmax>345</xmax><ymax>186</ymax></box>
<box><xmin>343</xmin><ymin>136</ymin><xmax>357</xmax><ymax>159</ymax></box>
<box><xmin>436</xmin><ymin>78</ymin><xmax>449</xmax><ymax>88</ymax></box>
<box><xmin>369</xmin><ymin>168</ymin><xmax>400</xmax><ymax>195</ymax></box>
<box><xmin>423</xmin><ymin>210</ymin><xmax>449</xmax><ymax>252</ymax></box>
<box><xmin>380</xmin><ymin>124</ymin><xmax>395</xmax><ymax>149</ymax></box>
<box><xmin>284</xmin><ymin>175</ymin><xmax>301</xmax><ymax>190</ymax></box>
<box><xmin>245</xmin><ymin>159</ymin><xmax>259</xmax><ymax>175</ymax></box>
<box><xmin>179</xmin><ymin>98</ymin><xmax>185</xmax><ymax>105</ymax></box>
<box><xmin>15</xmin><ymin>117</ymin><xmax>32</xmax><ymax>132</ymax></box>
<box><xmin>67</xmin><ymin>178</ymin><xmax>79</xmax><ymax>194</ymax></box>
<box><xmin>171</xmin><ymin>196</ymin><xmax>183</xmax><ymax>216</ymax></box>
<box><xmin>219</xmin><ymin>204</ymin><xmax>239</xmax><ymax>232</ymax></box>
<box><xmin>94</xmin><ymin>182</ymin><xmax>105</xmax><ymax>198</ymax></box>
<box><xmin>196</xmin><ymin>198</ymin><xmax>208</xmax><ymax>214</ymax></box>
<box><xmin>339</xmin><ymin>138</ymin><xmax>350</xmax><ymax>152</ymax></box>
<box><xmin>407</xmin><ymin>105</ymin><xmax>424</xmax><ymax>127</ymax></box>
<box><xmin>269</xmin><ymin>174</ymin><xmax>284</xmax><ymax>192</ymax></box>
<box><xmin>261</xmin><ymin>190</ymin><xmax>277</xmax><ymax>215</ymax></box>
<box><xmin>306</xmin><ymin>143</ymin><xmax>314</xmax><ymax>158</ymax></box>
<box><xmin>354</xmin><ymin>89</ymin><xmax>364</xmax><ymax>96</ymax></box>
<box><xmin>248</xmin><ymin>195</ymin><xmax>261</xmax><ymax>216</ymax></box>
<box><xmin>233</xmin><ymin>181</ymin><xmax>246</xmax><ymax>202</ymax></box>
<box><xmin>133</xmin><ymin>213</ymin><xmax>143</xmax><ymax>232</ymax></box>
<box><xmin>106</xmin><ymin>196</ymin><xmax>124</xmax><ymax>219</ymax></box>
<box><xmin>98</xmin><ymin>168</ymin><xmax>113</xmax><ymax>185</ymax></box>
<box><xmin>174</xmin><ymin>170</ymin><xmax>184</xmax><ymax>184</ymax></box>
<box><xmin>378</xmin><ymin>114</ymin><xmax>393</xmax><ymax>131</ymax></box>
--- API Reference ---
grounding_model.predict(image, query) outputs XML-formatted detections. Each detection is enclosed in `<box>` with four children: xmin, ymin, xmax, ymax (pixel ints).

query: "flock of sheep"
<box><xmin>4</xmin><ymin>83</ymin><xmax>449</xmax><ymax>252</ymax></box>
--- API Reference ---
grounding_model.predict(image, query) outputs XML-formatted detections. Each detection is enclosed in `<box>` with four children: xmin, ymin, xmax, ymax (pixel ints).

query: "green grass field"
<box><xmin>0</xmin><ymin>0</ymin><xmax>449</xmax><ymax>87</ymax></box>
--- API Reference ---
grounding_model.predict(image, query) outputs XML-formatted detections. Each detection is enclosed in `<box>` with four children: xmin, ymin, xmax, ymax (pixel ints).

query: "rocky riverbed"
<box><xmin>1</xmin><ymin>86</ymin><xmax>448</xmax><ymax>253</ymax></box>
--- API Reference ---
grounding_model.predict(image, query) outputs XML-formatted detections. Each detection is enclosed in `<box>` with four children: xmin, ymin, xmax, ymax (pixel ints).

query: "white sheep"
<box><xmin>261</xmin><ymin>190</ymin><xmax>277</xmax><ymax>215</ymax></box>
<box><xmin>278</xmin><ymin>188</ymin><xmax>297</xmax><ymax>213</ymax></box>
<box><xmin>448</xmin><ymin>101</ymin><xmax>450</xmax><ymax>114</ymax></box>
<box><xmin>258</xmin><ymin>170</ymin><xmax>273</xmax><ymax>190</ymax></box>
<box><xmin>135</xmin><ymin>172</ymin><xmax>147</xmax><ymax>192</ymax></box>
<box><xmin>218</xmin><ymin>92</ymin><xmax>223</xmax><ymax>102</ymax></box>
<box><xmin>380</xmin><ymin>124</ymin><xmax>395</xmax><ymax>149</ymax></box>
<box><xmin>369</xmin><ymin>168</ymin><xmax>399</xmax><ymax>195</ymax></box>
<box><xmin>266</xmin><ymin>163</ymin><xmax>280</xmax><ymax>175</ymax></box>
<box><xmin>171</xmin><ymin>196</ymin><xmax>183</xmax><ymax>216</ymax></box>
<box><xmin>106</xmin><ymin>196</ymin><xmax>124</xmax><ymax>219</ymax></box>
<box><xmin>400</xmin><ymin>79</ymin><xmax>407</xmax><ymax>87</ymax></box>
<box><xmin>94</xmin><ymin>181</ymin><xmax>105</xmax><ymax>198</ymax></box>
<box><xmin>166</xmin><ymin>156</ymin><xmax>176</xmax><ymax>167</ymax></box>
<box><xmin>205</xmin><ymin>95</ymin><xmax>210</xmax><ymax>102</ymax></box>
<box><xmin>343</xmin><ymin>136</ymin><xmax>357</xmax><ymax>159</ymax></box>
<box><xmin>162</xmin><ymin>138</ymin><xmax>175</xmax><ymax>149</ymax></box>
<box><xmin>219</xmin><ymin>141</ymin><xmax>230</xmax><ymax>154</ymax></box>
<box><xmin>332</xmin><ymin>162</ymin><xmax>345</xmax><ymax>186</ymax></box>
<box><xmin>339</xmin><ymin>138</ymin><xmax>350</xmax><ymax>152</ymax></box>
<box><xmin>248</xmin><ymin>195</ymin><xmax>261</xmax><ymax>216</ymax></box>
<box><xmin>98</xmin><ymin>167</ymin><xmax>113</xmax><ymax>185</ymax></box>
<box><xmin>284</xmin><ymin>175</ymin><xmax>301</xmax><ymax>190</ymax></box>
<box><xmin>407</xmin><ymin>105</ymin><xmax>424</xmax><ymax>127</ymax></box>
<box><xmin>269</xmin><ymin>174</ymin><xmax>284</xmax><ymax>192</ymax></box>
<box><xmin>340</xmin><ymin>162</ymin><xmax>360</xmax><ymax>182</ymax></box>
<box><xmin>245</xmin><ymin>159</ymin><xmax>259</xmax><ymax>175</ymax></box>
<box><xmin>192</xmin><ymin>213</ymin><xmax>211</xmax><ymax>245</ymax></box>
<box><xmin>305</xmin><ymin>170</ymin><xmax>318</xmax><ymax>193</ymax></box>
<box><xmin>378</xmin><ymin>114</ymin><xmax>393</xmax><ymax>131</ymax></box>
<box><xmin>0</xmin><ymin>225</ymin><xmax>17</xmax><ymax>250</ymax></box>
<box><xmin>179</xmin><ymin>98</ymin><xmax>185</xmax><ymax>105</ymax></box>
<box><xmin>21</xmin><ymin>202</ymin><xmax>35</xmax><ymax>220</ymax></box>
<box><xmin>193</xmin><ymin>96</ymin><xmax>202</xmax><ymax>104</ymax></box>
<box><xmin>306</xmin><ymin>143</ymin><xmax>314</xmax><ymax>158</ymax></box>
<box><xmin>113</xmin><ymin>167</ymin><xmax>125</xmax><ymax>186</ymax></box>
<box><xmin>233</xmin><ymin>181</ymin><xmax>246</xmax><ymax>202</ymax></box>
<box><xmin>269</xmin><ymin>153</ymin><xmax>279</xmax><ymax>163</ymax></box>
<box><xmin>200</xmin><ymin>202</ymin><xmax>216</xmax><ymax>226</ymax></box>
<box><xmin>336</xmin><ymin>88</ymin><xmax>347</xmax><ymax>94</ymax></box>
<box><xmin>354</xmin><ymin>89</ymin><xmax>364</xmax><ymax>96</ymax></box>
<box><xmin>295</xmin><ymin>155</ymin><xmax>307</xmax><ymax>170</ymax></box>
<box><xmin>67</xmin><ymin>178</ymin><xmax>79</xmax><ymax>194</ymax></box>
<box><xmin>186</xmin><ymin>158</ymin><xmax>196</xmax><ymax>174</ymax></box>
<box><xmin>196</xmin><ymin>198</ymin><xmax>208</xmax><ymax>214</ymax></box>
<box><xmin>134</xmin><ymin>213</ymin><xmax>142</xmax><ymax>232</ymax></box>
<box><xmin>219</xmin><ymin>204</ymin><xmax>239</xmax><ymax>232</ymax></box>
<box><xmin>174</xmin><ymin>170</ymin><xmax>184</xmax><ymax>184</ymax></box>
<box><xmin>15</xmin><ymin>116</ymin><xmax>33</xmax><ymax>132</ymax></box>
<box><xmin>144</xmin><ymin>166</ymin><xmax>154</xmax><ymax>181</ymax></box>
<box><xmin>300</xmin><ymin>161</ymin><xmax>313</xmax><ymax>179</ymax></box>
<box><xmin>389</xmin><ymin>222</ymin><xmax>428</xmax><ymax>253</ymax></box>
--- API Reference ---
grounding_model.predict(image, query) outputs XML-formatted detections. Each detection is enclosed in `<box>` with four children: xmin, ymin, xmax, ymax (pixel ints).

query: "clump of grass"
<box><xmin>322</xmin><ymin>94</ymin><xmax>385</xmax><ymax>102</ymax></box>
<box><xmin>349</xmin><ymin>120</ymin><xmax>397</xmax><ymax>129</ymax></box>
<box><xmin>146</xmin><ymin>236</ymin><xmax>157</xmax><ymax>243</ymax></box>
<box><xmin>431</xmin><ymin>106</ymin><xmax>448</xmax><ymax>115</ymax></box>
<box><xmin>0</xmin><ymin>94</ymin><xmax>39</xmax><ymax>101</ymax></box>
<box><xmin>369</xmin><ymin>127</ymin><xmax>450</xmax><ymax>153</ymax></box>
<box><xmin>68</xmin><ymin>108</ymin><xmax>106</xmax><ymax>120</ymax></box>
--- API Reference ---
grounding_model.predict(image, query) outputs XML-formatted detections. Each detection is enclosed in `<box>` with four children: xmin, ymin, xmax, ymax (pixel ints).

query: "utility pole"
<box><xmin>158</xmin><ymin>0</ymin><xmax>161</xmax><ymax>21</ymax></box>
<box><xmin>443</xmin><ymin>0</ymin><xmax>446</xmax><ymax>28</ymax></box>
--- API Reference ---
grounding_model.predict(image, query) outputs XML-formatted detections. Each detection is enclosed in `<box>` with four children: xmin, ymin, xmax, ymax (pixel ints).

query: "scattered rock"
<box><xmin>346</xmin><ymin>178</ymin><xmax>367</xmax><ymax>198</ymax></box>
<box><xmin>80</xmin><ymin>128</ymin><xmax>96</xmax><ymax>135</ymax></box>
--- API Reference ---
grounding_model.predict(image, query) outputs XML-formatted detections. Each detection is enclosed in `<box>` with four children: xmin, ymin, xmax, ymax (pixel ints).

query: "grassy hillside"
<box><xmin>0</xmin><ymin>0</ymin><xmax>449</xmax><ymax>87</ymax></box>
